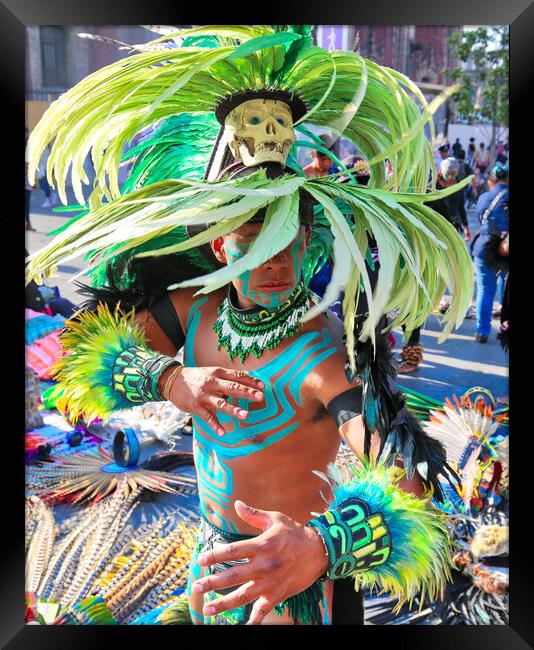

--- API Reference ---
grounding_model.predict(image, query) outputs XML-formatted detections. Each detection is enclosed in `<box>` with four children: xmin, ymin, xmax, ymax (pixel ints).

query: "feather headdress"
<box><xmin>26</xmin><ymin>25</ymin><xmax>473</xmax><ymax>367</ymax></box>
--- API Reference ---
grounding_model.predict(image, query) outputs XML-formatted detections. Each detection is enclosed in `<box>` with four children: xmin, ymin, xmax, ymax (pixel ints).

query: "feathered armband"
<box><xmin>51</xmin><ymin>303</ymin><xmax>179</xmax><ymax>422</ymax></box>
<box><xmin>307</xmin><ymin>462</ymin><xmax>452</xmax><ymax>610</ymax></box>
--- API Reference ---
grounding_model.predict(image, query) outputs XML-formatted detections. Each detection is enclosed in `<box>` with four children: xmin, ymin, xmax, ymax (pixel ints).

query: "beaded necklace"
<box><xmin>213</xmin><ymin>283</ymin><xmax>312</xmax><ymax>362</ymax></box>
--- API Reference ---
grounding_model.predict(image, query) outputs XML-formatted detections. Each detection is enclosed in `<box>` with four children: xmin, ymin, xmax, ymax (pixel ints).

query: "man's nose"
<box><xmin>264</xmin><ymin>248</ymin><xmax>288</xmax><ymax>266</ymax></box>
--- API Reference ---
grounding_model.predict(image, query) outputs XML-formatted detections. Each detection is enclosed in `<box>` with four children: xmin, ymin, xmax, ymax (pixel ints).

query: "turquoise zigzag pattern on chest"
<box><xmin>184</xmin><ymin>300</ymin><xmax>336</xmax><ymax>533</ymax></box>
<box><xmin>195</xmin><ymin>329</ymin><xmax>336</xmax><ymax>453</ymax></box>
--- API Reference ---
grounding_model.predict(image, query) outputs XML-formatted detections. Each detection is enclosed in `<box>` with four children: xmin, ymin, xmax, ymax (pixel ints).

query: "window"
<box><xmin>40</xmin><ymin>26</ymin><xmax>67</xmax><ymax>88</ymax></box>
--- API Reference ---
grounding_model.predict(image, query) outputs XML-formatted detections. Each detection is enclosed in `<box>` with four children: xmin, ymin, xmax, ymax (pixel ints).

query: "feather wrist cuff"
<box><xmin>307</xmin><ymin>498</ymin><xmax>392</xmax><ymax>580</ymax></box>
<box><xmin>308</xmin><ymin>462</ymin><xmax>453</xmax><ymax>609</ymax></box>
<box><xmin>112</xmin><ymin>345</ymin><xmax>179</xmax><ymax>405</ymax></box>
<box><xmin>52</xmin><ymin>303</ymin><xmax>176</xmax><ymax>421</ymax></box>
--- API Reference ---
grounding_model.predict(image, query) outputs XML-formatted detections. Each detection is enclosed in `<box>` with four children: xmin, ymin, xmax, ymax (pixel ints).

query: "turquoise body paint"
<box><xmin>184</xmin><ymin>299</ymin><xmax>336</xmax><ymax>533</ymax></box>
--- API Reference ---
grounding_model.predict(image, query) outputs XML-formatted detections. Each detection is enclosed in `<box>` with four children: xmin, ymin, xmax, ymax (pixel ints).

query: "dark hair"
<box><xmin>456</xmin><ymin>149</ymin><xmax>466</xmax><ymax>160</ymax></box>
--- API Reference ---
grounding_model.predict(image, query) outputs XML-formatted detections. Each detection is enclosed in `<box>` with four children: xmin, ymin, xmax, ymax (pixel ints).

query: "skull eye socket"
<box><xmin>247</xmin><ymin>114</ymin><xmax>262</xmax><ymax>126</ymax></box>
<box><xmin>276</xmin><ymin>117</ymin><xmax>286</xmax><ymax>126</ymax></box>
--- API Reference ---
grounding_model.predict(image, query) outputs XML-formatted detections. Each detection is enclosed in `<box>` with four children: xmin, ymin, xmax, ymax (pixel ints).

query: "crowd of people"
<box><xmin>301</xmin><ymin>134</ymin><xmax>509</xmax><ymax>374</ymax></box>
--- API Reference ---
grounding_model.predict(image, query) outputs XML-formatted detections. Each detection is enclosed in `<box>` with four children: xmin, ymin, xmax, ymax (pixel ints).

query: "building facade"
<box><xmin>26</xmin><ymin>26</ymin><xmax>157</xmax><ymax>130</ymax></box>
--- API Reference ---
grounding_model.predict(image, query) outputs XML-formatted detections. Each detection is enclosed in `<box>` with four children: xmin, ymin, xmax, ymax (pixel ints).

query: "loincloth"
<box><xmin>186</xmin><ymin>513</ymin><xmax>326</xmax><ymax>625</ymax></box>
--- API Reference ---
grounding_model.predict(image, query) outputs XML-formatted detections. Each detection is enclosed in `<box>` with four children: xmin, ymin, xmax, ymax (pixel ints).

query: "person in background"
<box><xmin>342</xmin><ymin>154</ymin><xmax>370</xmax><ymax>178</ymax></box>
<box><xmin>25</xmin><ymin>128</ymin><xmax>36</xmax><ymax>231</ymax></box>
<box><xmin>456</xmin><ymin>148</ymin><xmax>473</xmax><ymax>181</ymax></box>
<box><xmin>496</xmin><ymin>269</ymin><xmax>509</xmax><ymax>405</ymax></box>
<box><xmin>471</xmin><ymin>165</ymin><xmax>509</xmax><ymax>343</ymax></box>
<box><xmin>455</xmin><ymin>148</ymin><xmax>475</xmax><ymax>209</ymax></box>
<box><xmin>478</xmin><ymin>142</ymin><xmax>490</xmax><ymax>174</ymax></box>
<box><xmin>303</xmin><ymin>134</ymin><xmax>334</xmax><ymax>178</ymax></box>
<box><xmin>495</xmin><ymin>141</ymin><xmax>508</xmax><ymax>165</ymax></box>
<box><xmin>433</xmin><ymin>157</ymin><xmax>471</xmax><ymax>241</ymax></box>
<box><xmin>432</xmin><ymin>157</ymin><xmax>472</xmax><ymax>326</ymax></box>
<box><xmin>467</xmin><ymin>137</ymin><xmax>478</xmax><ymax>168</ymax></box>
<box><xmin>471</xmin><ymin>165</ymin><xmax>489</xmax><ymax>206</ymax></box>
<box><xmin>436</xmin><ymin>144</ymin><xmax>449</xmax><ymax>170</ymax></box>
<box><xmin>452</xmin><ymin>138</ymin><xmax>463</xmax><ymax>157</ymax></box>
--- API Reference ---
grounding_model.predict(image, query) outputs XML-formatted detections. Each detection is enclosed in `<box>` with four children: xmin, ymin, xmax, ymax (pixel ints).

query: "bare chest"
<box><xmin>183</xmin><ymin>297</ymin><xmax>345</xmax><ymax>532</ymax></box>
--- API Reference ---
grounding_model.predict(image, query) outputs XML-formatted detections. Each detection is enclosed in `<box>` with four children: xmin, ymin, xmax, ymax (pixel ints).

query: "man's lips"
<box><xmin>257</xmin><ymin>281</ymin><xmax>292</xmax><ymax>291</ymax></box>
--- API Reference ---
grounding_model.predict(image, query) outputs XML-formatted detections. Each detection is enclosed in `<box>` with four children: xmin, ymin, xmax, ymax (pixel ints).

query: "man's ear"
<box><xmin>304</xmin><ymin>226</ymin><xmax>312</xmax><ymax>246</ymax></box>
<box><xmin>210</xmin><ymin>237</ymin><xmax>227</xmax><ymax>264</ymax></box>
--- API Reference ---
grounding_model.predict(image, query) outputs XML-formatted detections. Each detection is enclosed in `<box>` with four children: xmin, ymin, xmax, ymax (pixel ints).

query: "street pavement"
<box><xmin>26</xmin><ymin>187</ymin><xmax>508</xmax><ymax>406</ymax></box>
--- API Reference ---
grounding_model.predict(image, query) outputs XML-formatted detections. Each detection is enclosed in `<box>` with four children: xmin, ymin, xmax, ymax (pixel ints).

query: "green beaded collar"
<box><xmin>213</xmin><ymin>283</ymin><xmax>311</xmax><ymax>362</ymax></box>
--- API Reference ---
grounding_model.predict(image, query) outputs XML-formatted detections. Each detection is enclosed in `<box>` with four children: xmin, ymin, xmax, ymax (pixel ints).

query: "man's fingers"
<box><xmin>195</xmin><ymin>405</ymin><xmax>225</xmax><ymax>436</ymax></box>
<box><xmin>246</xmin><ymin>595</ymin><xmax>277</xmax><ymax>625</ymax></box>
<box><xmin>192</xmin><ymin>561</ymin><xmax>262</xmax><ymax>595</ymax></box>
<box><xmin>217</xmin><ymin>369</ymin><xmax>265</xmax><ymax>393</ymax></box>
<box><xmin>214</xmin><ymin>378</ymin><xmax>264</xmax><ymax>403</ymax></box>
<box><xmin>205</xmin><ymin>394</ymin><xmax>249</xmax><ymax>421</ymax></box>
<box><xmin>197</xmin><ymin>539</ymin><xmax>259</xmax><ymax>568</ymax></box>
<box><xmin>203</xmin><ymin>581</ymin><xmax>262</xmax><ymax>618</ymax></box>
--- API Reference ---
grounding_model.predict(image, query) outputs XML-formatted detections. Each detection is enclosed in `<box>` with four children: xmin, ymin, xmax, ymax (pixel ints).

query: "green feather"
<box><xmin>51</xmin><ymin>304</ymin><xmax>146</xmax><ymax>422</ymax></box>
<box><xmin>320</xmin><ymin>460</ymin><xmax>453</xmax><ymax>610</ymax></box>
<box><xmin>27</xmin><ymin>26</ymin><xmax>447</xmax><ymax>205</ymax></box>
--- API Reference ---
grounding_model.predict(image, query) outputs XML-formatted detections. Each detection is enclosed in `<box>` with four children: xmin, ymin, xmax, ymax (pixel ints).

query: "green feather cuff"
<box><xmin>52</xmin><ymin>303</ymin><xmax>174</xmax><ymax>422</ymax></box>
<box><xmin>308</xmin><ymin>461</ymin><xmax>453</xmax><ymax>610</ymax></box>
<box><xmin>112</xmin><ymin>345</ymin><xmax>178</xmax><ymax>404</ymax></box>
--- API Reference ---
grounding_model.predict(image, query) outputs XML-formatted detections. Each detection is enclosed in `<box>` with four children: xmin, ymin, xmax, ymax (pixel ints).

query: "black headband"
<box><xmin>215</xmin><ymin>89</ymin><xmax>308</xmax><ymax>125</ymax></box>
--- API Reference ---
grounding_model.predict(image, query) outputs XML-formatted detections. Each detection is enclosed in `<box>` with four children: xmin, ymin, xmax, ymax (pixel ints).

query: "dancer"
<box><xmin>26</xmin><ymin>26</ymin><xmax>474</xmax><ymax>625</ymax></box>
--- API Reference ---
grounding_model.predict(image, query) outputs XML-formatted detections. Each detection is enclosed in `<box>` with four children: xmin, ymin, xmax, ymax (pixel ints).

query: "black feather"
<box><xmin>346</xmin><ymin>315</ymin><xmax>459</xmax><ymax>502</ymax></box>
<box><xmin>75</xmin><ymin>252</ymin><xmax>220</xmax><ymax>314</ymax></box>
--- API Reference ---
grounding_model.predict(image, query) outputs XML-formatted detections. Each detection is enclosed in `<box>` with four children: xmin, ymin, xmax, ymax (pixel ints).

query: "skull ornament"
<box><xmin>224</xmin><ymin>98</ymin><xmax>296</xmax><ymax>166</ymax></box>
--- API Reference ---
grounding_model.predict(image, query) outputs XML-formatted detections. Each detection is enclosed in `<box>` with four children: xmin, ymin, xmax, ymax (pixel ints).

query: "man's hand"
<box><xmin>162</xmin><ymin>367</ymin><xmax>265</xmax><ymax>436</ymax></box>
<box><xmin>191</xmin><ymin>500</ymin><xmax>329</xmax><ymax>624</ymax></box>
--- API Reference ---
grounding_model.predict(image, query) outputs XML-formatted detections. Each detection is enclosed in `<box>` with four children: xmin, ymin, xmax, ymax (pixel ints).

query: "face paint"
<box><xmin>224</xmin><ymin>230</ymin><xmax>306</xmax><ymax>309</ymax></box>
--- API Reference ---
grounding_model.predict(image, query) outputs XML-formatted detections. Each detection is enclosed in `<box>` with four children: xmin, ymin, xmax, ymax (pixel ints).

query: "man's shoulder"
<box><xmin>299</xmin><ymin>311</ymin><xmax>349</xmax><ymax>372</ymax></box>
<box><xmin>168</xmin><ymin>287</ymin><xmax>224</xmax><ymax>330</ymax></box>
<box><xmin>299</xmin><ymin>312</ymin><xmax>361</xmax><ymax>408</ymax></box>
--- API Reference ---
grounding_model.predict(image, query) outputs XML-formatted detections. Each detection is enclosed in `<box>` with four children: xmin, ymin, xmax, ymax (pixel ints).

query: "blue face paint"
<box><xmin>224</xmin><ymin>230</ymin><xmax>306</xmax><ymax>309</ymax></box>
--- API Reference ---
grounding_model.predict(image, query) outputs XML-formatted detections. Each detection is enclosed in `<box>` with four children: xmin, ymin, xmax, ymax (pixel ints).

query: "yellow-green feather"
<box><xmin>324</xmin><ymin>461</ymin><xmax>453</xmax><ymax>610</ymax></box>
<box><xmin>52</xmin><ymin>304</ymin><xmax>147</xmax><ymax>422</ymax></box>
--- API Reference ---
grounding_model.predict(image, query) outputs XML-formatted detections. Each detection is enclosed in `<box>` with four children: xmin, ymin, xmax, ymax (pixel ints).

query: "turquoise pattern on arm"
<box><xmin>185</xmin><ymin>296</ymin><xmax>209</xmax><ymax>364</ymax></box>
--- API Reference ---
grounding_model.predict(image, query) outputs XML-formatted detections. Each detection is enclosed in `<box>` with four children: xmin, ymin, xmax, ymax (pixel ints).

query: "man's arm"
<box><xmin>52</xmin><ymin>292</ymin><xmax>265</xmax><ymax>430</ymax></box>
<box><xmin>314</xmin><ymin>351</ymin><xmax>426</xmax><ymax>497</ymax></box>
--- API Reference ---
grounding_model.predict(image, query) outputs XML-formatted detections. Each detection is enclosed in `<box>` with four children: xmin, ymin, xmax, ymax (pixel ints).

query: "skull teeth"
<box><xmin>245</xmin><ymin>138</ymin><xmax>255</xmax><ymax>156</ymax></box>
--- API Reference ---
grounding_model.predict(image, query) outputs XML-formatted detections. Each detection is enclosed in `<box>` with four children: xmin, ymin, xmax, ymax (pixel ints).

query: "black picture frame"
<box><xmin>4</xmin><ymin>1</ymin><xmax>532</xmax><ymax>647</ymax></box>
